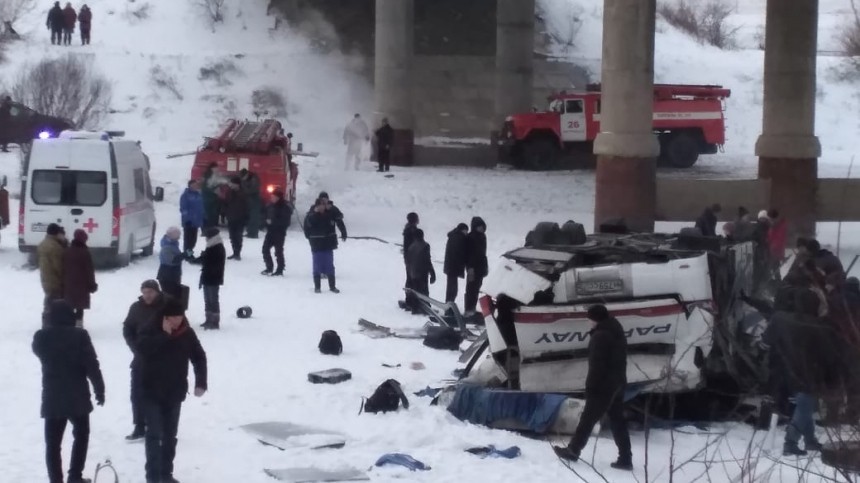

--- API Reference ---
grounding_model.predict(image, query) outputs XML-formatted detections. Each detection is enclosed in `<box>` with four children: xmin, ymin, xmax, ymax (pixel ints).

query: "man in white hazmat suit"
<box><xmin>343</xmin><ymin>113</ymin><xmax>370</xmax><ymax>170</ymax></box>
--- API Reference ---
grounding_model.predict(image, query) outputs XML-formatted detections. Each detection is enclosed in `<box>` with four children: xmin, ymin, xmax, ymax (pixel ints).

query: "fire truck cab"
<box><xmin>499</xmin><ymin>84</ymin><xmax>731</xmax><ymax>170</ymax></box>
<box><xmin>191</xmin><ymin>119</ymin><xmax>297</xmax><ymax>203</ymax></box>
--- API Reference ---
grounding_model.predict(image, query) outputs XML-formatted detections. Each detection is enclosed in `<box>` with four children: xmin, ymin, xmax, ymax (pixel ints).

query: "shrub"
<box><xmin>251</xmin><ymin>87</ymin><xmax>288</xmax><ymax>119</ymax></box>
<box><xmin>193</xmin><ymin>0</ymin><xmax>225</xmax><ymax>25</ymax></box>
<box><xmin>0</xmin><ymin>0</ymin><xmax>36</xmax><ymax>31</ymax></box>
<box><xmin>198</xmin><ymin>59</ymin><xmax>240</xmax><ymax>86</ymax></box>
<box><xmin>11</xmin><ymin>54</ymin><xmax>112</xmax><ymax>128</ymax></box>
<box><xmin>841</xmin><ymin>0</ymin><xmax>860</xmax><ymax>57</ymax></box>
<box><xmin>658</xmin><ymin>0</ymin><xmax>739</xmax><ymax>49</ymax></box>
<box><xmin>149</xmin><ymin>65</ymin><xmax>183</xmax><ymax>101</ymax></box>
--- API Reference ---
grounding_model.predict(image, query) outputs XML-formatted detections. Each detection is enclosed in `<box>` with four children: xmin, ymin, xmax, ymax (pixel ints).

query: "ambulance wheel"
<box><xmin>666</xmin><ymin>134</ymin><xmax>699</xmax><ymax>168</ymax></box>
<box><xmin>141</xmin><ymin>224</ymin><xmax>156</xmax><ymax>257</ymax></box>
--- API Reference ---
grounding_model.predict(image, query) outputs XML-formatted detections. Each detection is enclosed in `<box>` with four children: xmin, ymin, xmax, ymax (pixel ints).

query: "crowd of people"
<box><xmin>46</xmin><ymin>2</ymin><xmax>92</xmax><ymax>46</ymax></box>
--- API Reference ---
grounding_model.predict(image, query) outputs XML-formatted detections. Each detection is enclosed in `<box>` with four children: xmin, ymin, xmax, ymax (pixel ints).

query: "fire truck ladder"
<box><xmin>231</xmin><ymin>121</ymin><xmax>263</xmax><ymax>149</ymax></box>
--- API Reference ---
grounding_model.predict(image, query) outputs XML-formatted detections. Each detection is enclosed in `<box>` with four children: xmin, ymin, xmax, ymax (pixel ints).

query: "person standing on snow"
<box><xmin>400</xmin><ymin>212</ymin><xmax>420</xmax><ymax>303</ymax></box>
<box><xmin>374</xmin><ymin>117</ymin><xmax>395</xmax><ymax>172</ymax></box>
<box><xmin>239</xmin><ymin>169</ymin><xmax>262</xmax><ymax>239</ymax></box>
<box><xmin>405</xmin><ymin>229</ymin><xmax>436</xmax><ymax>314</ymax></box>
<box><xmin>61</xmin><ymin>2</ymin><xmax>76</xmax><ymax>46</ymax></box>
<box><xmin>157</xmin><ymin>227</ymin><xmax>184</xmax><ymax>301</ymax></box>
<box><xmin>46</xmin><ymin>2</ymin><xmax>64</xmax><ymax>45</ymax></box>
<box><xmin>304</xmin><ymin>197</ymin><xmax>341</xmax><ymax>294</ymax></box>
<box><xmin>39</xmin><ymin>223</ymin><xmax>67</xmax><ymax>327</ymax></box>
<box><xmin>443</xmin><ymin>223</ymin><xmax>469</xmax><ymax>304</ymax></box>
<box><xmin>122</xmin><ymin>280</ymin><xmax>164</xmax><ymax>442</ymax></box>
<box><xmin>0</xmin><ymin>96</ymin><xmax>12</xmax><ymax>152</ymax></box>
<box><xmin>553</xmin><ymin>304</ymin><xmax>632</xmax><ymax>471</ymax></box>
<box><xmin>136</xmin><ymin>297</ymin><xmax>207</xmax><ymax>483</ymax></box>
<box><xmin>464</xmin><ymin>217</ymin><xmax>488</xmax><ymax>316</ymax></box>
<box><xmin>33</xmin><ymin>299</ymin><xmax>105</xmax><ymax>483</ymax></box>
<box><xmin>343</xmin><ymin>113</ymin><xmax>370</xmax><ymax>171</ymax></box>
<box><xmin>201</xmin><ymin>163</ymin><xmax>222</xmax><ymax>228</ymax></box>
<box><xmin>78</xmin><ymin>4</ymin><xmax>91</xmax><ymax>45</ymax></box>
<box><xmin>198</xmin><ymin>227</ymin><xmax>225</xmax><ymax>330</ymax></box>
<box><xmin>261</xmin><ymin>189</ymin><xmax>292</xmax><ymax>276</ymax></box>
<box><xmin>224</xmin><ymin>177</ymin><xmax>248</xmax><ymax>260</ymax></box>
<box><xmin>179</xmin><ymin>179</ymin><xmax>205</xmax><ymax>259</ymax></box>
<box><xmin>63</xmin><ymin>229</ymin><xmax>97</xmax><ymax>327</ymax></box>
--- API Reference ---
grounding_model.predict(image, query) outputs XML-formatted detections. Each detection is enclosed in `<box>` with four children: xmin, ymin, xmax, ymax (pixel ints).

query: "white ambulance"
<box><xmin>18</xmin><ymin>130</ymin><xmax>160</xmax><ymax>267</ymax></box>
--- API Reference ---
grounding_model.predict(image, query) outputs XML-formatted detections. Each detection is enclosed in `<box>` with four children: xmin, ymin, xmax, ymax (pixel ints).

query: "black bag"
<box><xmin>318</xmin><ymin>330</ymin><xmax>343</xmax><ymax>355</ymax></box>
<box><xmin>361</xmin><ymin>379</ymin><xmax>409</xmax><ymax>414</ymax></box>
<box><xmin>423</xmin><ymin>325</ymin><xmax>463</xmax><ymax>351</ymax></box>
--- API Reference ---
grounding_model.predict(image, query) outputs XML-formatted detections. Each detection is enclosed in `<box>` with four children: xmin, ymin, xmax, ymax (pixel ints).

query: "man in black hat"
<box><xmin>136</xmin><ymin>297</ymin><xmax>207</xmax><ymax>483</ymax></box>
<box><xmin>554</xmin><ymin>304</ymin><xmax>632</xmax><ymax>470</ymax></box>
<box><xmin>224</xmin><ymin>177</ymin><xmax>248</xmax><ymax>260</ymax></box>
<box><xmin>122</xmin><ymin>280</ymin><xmax>165</xmax><ymax>441</ymax></box>
<box><xmin>261</xmin><ymin>189</ymin><xmax>292</xmax><ymax>276</ymax></box>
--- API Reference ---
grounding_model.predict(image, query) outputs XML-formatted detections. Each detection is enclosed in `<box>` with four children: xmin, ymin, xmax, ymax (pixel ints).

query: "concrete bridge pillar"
<box><xmin>375</xmin><ymin>0</ymin><xmax>415</xmax><ymax>165</ymax></box>
<box><xmin>593</xmin><ymin>0</ymin><xmax>660</xmax><ymax>232</ymax></box>
<box><xmin>494</xmin><ymin>0</ymin><xmax>535</xmax><ymax>128</ymax></box>
<box><xmin>755</xmin><ymin>0</ymin><xmax>820</xmax><ymax>237</ymax></box>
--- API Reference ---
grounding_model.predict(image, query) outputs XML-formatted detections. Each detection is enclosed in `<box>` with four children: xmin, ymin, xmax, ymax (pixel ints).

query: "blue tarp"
<box><xmin>374</xmin><ymin>453</ymin><xmax>430</xmax><ymax>471</ymax></box>
<box><xmin>446</xmin><ymin>385</ymin><xmax>567</xmax><ymax>433</ymax></box>
<box><xmin>465</xmin><ymin>445</ymin><xmax>522</xmax><ymax>459</ymax></box>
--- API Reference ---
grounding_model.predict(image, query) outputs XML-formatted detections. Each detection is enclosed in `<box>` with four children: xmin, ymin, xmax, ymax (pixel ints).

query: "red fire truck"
<box><xmin>499</xmin><ymin>84</ymin><xmax>731</xmax><ymax>170</ymax></box>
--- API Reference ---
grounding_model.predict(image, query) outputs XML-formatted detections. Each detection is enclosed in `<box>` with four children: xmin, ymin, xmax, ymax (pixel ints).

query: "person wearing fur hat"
<box><xmin>157</xmin><ymin>227</ymin><xmax>184</xmax><ymax>300</ymax></box>
<box><xmin>122</xmin><ymin>280</ymin><xmax>164</xmax><ymax>441</ymax></box>
<box><xmin>136</xmin><ymin>297</ymin><xmax>207</xmax><ymax>483</ymax></box>
<box><xmin>63</xmin><ymin>229</ymin><xmax>97</xmax><ymax>327</ymax></box>
<box><xmin>198</xmin><ymin>227</ymin><xmax>225</xmax><ymax>329</ymax></box>
<box><xmin>39</xmin><ymin>223</ymin><xmax>67</xmax><ymax>327</ymax></box>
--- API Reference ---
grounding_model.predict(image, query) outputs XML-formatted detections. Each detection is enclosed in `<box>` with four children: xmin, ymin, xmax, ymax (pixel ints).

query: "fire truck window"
<box><xmin>549</xmin><ymin>99</ymin><xmax>563</xmax><ymax>113</ymax></box>
<box><xmin>32</xmin><ymin>170</ymin><xmax>107</xmax><ymax>206</ymax></box>
<box><xmin>565</xmin><ymin>100</ymin><xmax>583</xmax><ymax>114</ymax></box>
<box><xmin>133</xmin><ymin>168</ymin><xmax>146</xmax><ymax>202</ymax></box>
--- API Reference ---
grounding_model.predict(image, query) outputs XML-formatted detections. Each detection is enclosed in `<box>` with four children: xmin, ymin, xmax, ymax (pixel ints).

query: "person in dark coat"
<box><xmin>464</xmin><ymin>216</ymin><xmax>488</xmax><ymax>315</ymax></box>
<box><xmin>201</xmin><ymin>163</ymin><xmax>222</xmax><ymax>228</ymax></box>
<box><xmin>400</xmin><ymin>212</ymin><xmax>420</xmax><ymax>303</ymax></box>
<box><xmin>179</xmin><ymin>179</ymin><xmax>205</xmax><ymax>257</ymax></box>
<box><xmin>261</xmin><ymin>189</ymin><xmax>292</xmax><ymax>276</ymax></box>
<box><xmin>694</xmin><ymin>203</ymin><xmax>721</xmax><ymax>237</ymax></box>
<box><xmin>63</xmin><ymin>229</ymin><xmax>97</xmax><ymax>327</ymax></box>
<box><xmin>304</xmin><ymin>197</ymin><xmax>341</xmax><ymax>293</ymax></box>
<box><xmin>0</xmin><ymin>96</ymin><xmax>11</xmax><ymax>152</ymax></box>
<box><xmin>122</xmin><ymin>280</ymin><xmax>164</xmax><ymax>441</ymax></box>
<box><xmin>807</xmin><ymin>239</ymin><xmax>845</xmax><ymax>281</ymax></box>
<box><xmin>62</xmin><ymin>2</ymin><xmax>76</xmax><ymax>45</ymax></box>
<box><xmin>554</xmin><ymin>305</ymin><xmax>632</xmax><ymax>470</ymax></box>
<box><xmin>47</xmin><ymin>2</ymin><xmax>64</xmax><ymax>45</ymax></box>
<box><xmin>443</xmin><ymin>223</ymin><xmax>469</xmax><ymax>304</ymax></box>
<box><xmin>157</xmin><ymin>227</ymin><xmax>184</xmax><ymax>300</ymax></box>
<box><xmin>375</xmin><ymin>117</ymin><xmax>395</xmax><ymax>172</ymax></box>
<box><xmin>315</xmin><ymin>191</ymin><xmax>347</xmax><ymax>241</ymax></box>
<box><xmin>224</xmin><ymin>177</ymin><xmax>248</xmax><ymax>260</ymax></box>
<box><xmin>405</xmin><ymin>229</ymin><xmax>436</xmax><ymax>314</ymax></box>
<box><xmin>136</xmin><ymin>297</ymin><xmax>207</xmax><ymax>483</ymax></box>
<box><xmin>197</xmin><ymin>227</ymin><xmax>225</xmax><ymax>330</ymax></box>
<box><xmin>239</xmin><ymin>169</ymin><xmax>262</xmax><ymax>239</ymax></box>
<box><xmin>33</xmin><ymin>299</ymin><xmax>105</xmax><ymax>483</ymax></box>
<box><xmin>78</xmin><ymin>4</ymin><xmax>91</xmax><ymax>45</ymax></box>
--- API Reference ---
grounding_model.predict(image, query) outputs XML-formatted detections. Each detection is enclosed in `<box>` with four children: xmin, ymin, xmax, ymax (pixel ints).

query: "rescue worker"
<box><xmin>78</xmin><ymin>4</ymin><xmax>91</xmax><ymax>45</ymax></box>
<box><xmin>239</xmin><ymin>169</ymin><xmax>262</xmax><ymax>239</ymax></box>
<box><xmin>157</xmin><ymin>227</ymin><xmax>184</xmax><ymax>300</ymax></box>
<box><xmin>122</xmin><ymin>280</ymin><xmax>164</xmax><ymax>441</ymax></box>
<box><xmin>694</xmin><ymin>203</ymin><xmax>721</xmax><ymax>237</ymax></box>
<box><xmin>375</xmin><ymin>117</ymin><xmax>394</xmax><ymax>172</ymax></box>
<box><xmin>401</xmin><ymin>212</ymin><xmax>420</xmax><ymax>302</ymax></box>
<box><xmin>0</xmin><ymin>96</ymin><xmax>11</xmax><ymax>152</ymax></box>
<box><xmin>304</xmin><ymin>197</ymin><xmax>340</xmax><ymax>294</ymax></box>
<box><xmin>464</xmin><ymin>217</ymin><xmax>488</xmax><ymax>316</ymax></box>
<box><xmin>47</xmin><ymin>1</ymin><xmax>64</xmax><ymax>45</ymax></box>
<box><xmin>343</xmin><ymin>113</ymin><xmax>370</xmax><ymax>171</ymax></box>
<box><xmin>179</xmin><ymin>179</ymin><xmax>205</xmax><ymax>258</ymax></box>
<box><xmin>405</xmin><ymin>229</ymin><xmax>436</xmax><ymax>314</ymax></box>
<box><xmin>444</xmin><ymin>223</ymin><xmax>469</xmax><ymax>304</ymax></box>
<box><xmin>62</xmin><ymin>229</ymin><xmax>97</xmax><ymax>327</ymax></box>
<box><xmin>198</xmin><ymin>227</ymin><xmax>225</xmax><ymax>330</ymax></box>
<box><xmin>39</xmin><ymin>223</ymin><xmax>67</xmax><ymax>328</ymax></box>
<box><xmin>261</xmin><ymin>189</ymin><xmax>292</xmax><ymax>276</ymax></box>
<box><xmin>554</xmin><ymin>304</ymin><xmax>632</xmax><ymax>471</ymax></box>
<box><xmin>136</xmin><ymin>297</ymin><xmax>207</xmax><ymax>483</ymax></box>
<box><xmin>224</xmin><ymin>177</ymin><xmax>248</xmax><ymax>260</ymax></box>
<box><xmin>62</xmin><ymin>2</ymin><xmax>76</xmax><ymax>46</ymax></box>
<box><xmin>33</xmin><ymin>299</ymin><xmax>105</xmax><ymax>483</ymax></box>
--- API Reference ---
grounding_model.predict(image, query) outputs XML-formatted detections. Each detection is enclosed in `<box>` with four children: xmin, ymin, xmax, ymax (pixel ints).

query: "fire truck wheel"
<box><xmin>521</xmin><ymin>137</ymin><xmax>561</xmax><ymax>171</ymax></box>
<box><xmin>666</xmin><ymin>134</ymin><xmax>699</xmax><ymax>168</ymax></box>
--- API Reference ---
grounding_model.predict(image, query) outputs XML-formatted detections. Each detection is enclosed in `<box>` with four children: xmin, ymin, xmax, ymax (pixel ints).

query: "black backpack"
<box><xmin>360</xmin><ymin>379</ymin><xmax>410</xmax><ymax>414</ymax></box>
<box><xmin>318</xmin><ymin>330</ymin><xmax>343</xmax><ymax>355</ymax></box>
<box><xmin>423</xmin><ymin>325</ymin><xmax>463</xmax><ymax>351</ymax></box>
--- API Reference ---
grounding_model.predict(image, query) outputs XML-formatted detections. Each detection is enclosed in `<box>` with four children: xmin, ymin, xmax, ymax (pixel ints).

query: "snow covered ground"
<box><xmin>1</xmin><ymin>0</ymin><xmax>859</xmax><ymax>482</ymax></box>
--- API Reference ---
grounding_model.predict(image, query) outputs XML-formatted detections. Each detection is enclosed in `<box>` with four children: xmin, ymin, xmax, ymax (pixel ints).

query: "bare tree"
<box><xmin>0</xmin><ymin>0</ymin><xmax>37</xmax><ymax>31</ymax></box>
<box><xmin>193</xmin><ymin>0</ymin><xmax>225</xmax><ymax>25</ymax></box>
<box><xmin>841</xmin><ymin>0</ymin><xmax>860</xmax><ymax>57</ymax></box>
<box><xmin>11</xmin><ymin>54</ymin><xmax>113</xmax><ymax>129</ymax></box>
<box><xmin>658</xmin><ymin>0</ymin><xmax>739</xmax><ymax>49</ymax></box>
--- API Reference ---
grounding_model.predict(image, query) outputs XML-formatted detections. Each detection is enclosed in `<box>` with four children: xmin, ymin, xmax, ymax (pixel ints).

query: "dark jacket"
<box><xmin>466</xmin><ymin>217</ymin><xmax>488</xmax><ymax>278</ymax></box>
<box><xmin>32</xmin><ymin>303</ymin><xmax>105</xmax><ymax>419</ymax></box>
<box><xmin>180</xmin><ymin>188</ymin><xmax>205</xmax><ymax>228</ymax></box>
<box><xmin>199</xmin><ymin>235</ymin><xmax>226</xmax><ymax>286</ymax></box>
<box><xmin>406</xmin><ymin>239</ymin><xmax>435</xmax><ymax>280</ymax></box>
<box><xmin>62</xmin><ymin>5</ymin><xmax>77</xmax><ymax>29</ymax></box>
<box><xmin>444</xmin><ymin>227</ymin><xmax>468</xmax><ymax>277</ymax></box>
<box><xmin>694</xmin><ymin>207</ymin><xmax>718</xmax><ymax>237</ymax></box>
<box><xmin>78</xmin><ymin>6</ymin><xmax>92</xmax><ymax>28</ymax></box>
<box><xmin>0</xmin><ymin>99</ymin><xmax>10</xmax><ymax>120</ymax></box>
<box><xmin>266</xmin><ymin>199</ymin><xmax>293</xmax><ymax>233</ymax></box>
<box><xmin>157</xmin><ymin>236</ymin><xmax>183</xmax><ymax>287</ymax></box>
<box><xmin>224</xmin><ymin>188</ymin><xmax>249</xmax><ymax>223</ymax></box>
<box><xmin>47</xmin><ymin>5</ymin><xmax>64</xmax><ymax>30</ymax></box>
<box><xmin>402</xmin><ymin>223</ymin><xmax>420</xmax><ymax>261</ymax></box>
<box><xmin>304</xmin><ymin>209</ymin><xmax>340</xmax><ymax>252</ymax></box>
<box><xmin>816</xmin><ymin>249</ymin><xmax>845</xmax><ymax>279</ymax></box>
<box><xmin>136</xmin><ymin>317</ymin><xmax>207</xmax><ymax>403</ymax></box>
<box><xmin>62</xmin><ymin>239</ymin><xmax>96</xmax><ymax>310</ymax></box>
<box><xmin>122</xmin><ymin>295</ymin><xmax>165</xmax><ymax>354</ymax></box>
<box><xmin>376</xmin><ymin>124</ymin><xmax>395</xmax><ymax>152</ymax></box>
<box><xmin>585</xmin><ymin>316</ymin><xmax>628</xmax><ymax>396</ymax></box>
<box><xmin>241</xmin><ymin>174</ymin><xmax>261</xmax><ymax>200</ymax></box>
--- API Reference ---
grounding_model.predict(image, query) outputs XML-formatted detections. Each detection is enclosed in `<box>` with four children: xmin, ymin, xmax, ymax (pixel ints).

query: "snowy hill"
<box><xmin>0</xmin><ymin>1</ymin><xmax>859</xmax><ymax>482</ymax></box>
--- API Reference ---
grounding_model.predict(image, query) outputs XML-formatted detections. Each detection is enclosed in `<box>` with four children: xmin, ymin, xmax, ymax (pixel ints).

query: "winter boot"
<box><xmin>67</xmin><ymin>478</ymin><xmax>91</xmax><ymax>483</ymax></box>
<box><xmin>125</xmin><ymin>425</ymin><xmax>145</xmax><ymax>441</ymax></box>
<box><xmin>161</xmin><ymin>476</ymin><xmax>181</xmax><ymax>483</ymax></box>
<box><xmin>314</xmin><ymin>275</ymin><xmax>322</xmax><ymax>293</ymax></box>
<box><xmin>805</xmin><ymin>439</ymin><xmax>824</xmax><ymax>452</ymax></box>
<box><xmin>553</xmin><ymin>446</ymin><xmax>580</xmax><ymax>462</ymax></box>
<box><xmin>783</xmin><ymin>441</ymin><xmax>807</xmax><ymax>456</ymax></box>
<box><xmin>204</xmin><ymin>313</ymin><xmax>221</xmax><ymax>330</ymax></box>
<box><xmin>261</xmin><ymin>269</ymin><xmax>273</xmax><ymax>276</ymax></box>
<box><xmin>272</xmin><ymin>269</ymin><xmax>284</xmax><ymax>276</ymax></box>
<box><xmin>610</xmin><ymin>458</ymin><xmax>634</xmax><ymax>471</ymax></box>
<box><xmin>201</xmin><ymin>312</ymin><xmax>215</xmax><ymax>329</ymax></box>
<box><xmin>328</xmin><ymin>275</ymin><xmax>340</xmax><ymax>294</ymax></box>
<box><xmin>228</xmin><ymin>253</ymin><xmax>241</xmax><ymax>261</ymax></box>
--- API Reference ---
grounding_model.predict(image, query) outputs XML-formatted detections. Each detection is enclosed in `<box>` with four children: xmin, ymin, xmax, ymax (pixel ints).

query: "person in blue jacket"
<box><xmin>179</xmin><ymin>179</ymin><xmax>205</xmax><ymax>258</ymax></box>
<box><xmin>157</xmin><ymin>227</ymin><xmax>184</xmax><ymax>301</ymax></box>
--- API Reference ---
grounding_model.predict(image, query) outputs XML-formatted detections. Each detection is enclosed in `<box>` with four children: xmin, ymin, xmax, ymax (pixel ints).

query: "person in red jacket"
<box><xmin>78</xmin><ymin>4</ymin><xmax>92</xmax><ymax>45</ymax></box>
<box><xmin>63</xmin><ymin>229</ymin><xmax>97</xmax><ymax>327</ymax></box>
<box><xmin>767</xmin><ymin>209</ymin><xmax>788</xmax><ymax>277</ymax></box>
<box><xmin>62</xmin><ymin>2</ymin><xmax>77</xmax><ymax>46</ymax></box>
